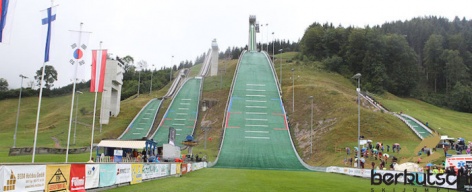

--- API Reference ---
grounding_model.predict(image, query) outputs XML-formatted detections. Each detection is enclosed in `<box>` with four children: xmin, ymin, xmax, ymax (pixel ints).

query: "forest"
<box><xmin>298</xmin><ymin>16</ymin><xmax>472</xmax><ymax>112</ymax></box>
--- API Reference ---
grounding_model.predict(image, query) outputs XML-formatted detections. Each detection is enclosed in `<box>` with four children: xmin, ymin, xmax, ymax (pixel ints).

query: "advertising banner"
<box><xmin>187</xmin><ymin>163</ymin><xmax>192</xmax><ymax>173</ymax></box>
<box><xmin>98</xmin><ymin>164</ymin><xmax>116</xmax><ymax>187</ymax></box>
<box><xmin>181</xmin><ymin>164</ymin><xmax>188</xmax><ymax>175</ymax></box>
<box><xmin>45</xmin><ymin>164</ymin><xmax>71</xmax><ymax>192</ymax></box>
<box><xmin>0</xmin><ymin>165</ymin><xmax>46</xmax><ymax>192</ymax></box>
<box><xmin>142</xmin><ymin>164</ymin><xmax>157</xmax><ymax>180</ymax></box>
<box><xmin>171</xmin><ymin>164</ymin><xmax>177</xmax><ymax>175</ymax></box>
<box><xmin>115</xmin><ymin>164</ymin><xmax>131</xmax><ymax>184</ymax></box>
<box><xmin>85</xmin><ymin>164</ymin><xmax>99</xmax><ymax>189</ymax></box>
<box><xmin>159</xmin><ymin>164</ymin><xmax>170</xmax><ymax>177</ymax></box>
<box><xmin>114</xmin><ymin>150</ymin><xmax>123</xmax><ymax>163</ymax></box>
<box><xmin>176</xmin><ymin>163</ymin><xmax>181</xmax><ymax>174</ymax></box>
<box><xmin>69</xmin><ymin>164</ymin><xmax>85</xmax><ymax>192</ymax></box>
<box><xmin>130</xmin><ymin>164</ymin><xmax>143</xmax><ymax>185</ymax></box>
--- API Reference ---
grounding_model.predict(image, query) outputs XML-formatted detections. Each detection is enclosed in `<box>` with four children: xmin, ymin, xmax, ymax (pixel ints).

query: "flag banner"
<box><xmin>41</xmin><ymin>6</ymin><xmax>57</xmax><ymax>62</ymax></box>
<box><xmin>0</xmin><ymin>165</ymin><xmax>46</xmax><ymax>192</ymax></box>
<box><xmin>0</xmin><ymin>0</ymin><xmax>17</xmax><ymax>43</ymax></box>
<box><xmin>69</xmin><ymin>164</ymin><xmax>85</xmax><ymax>192</ymax></box>
<box><xmin>45</xmin><ymin>164</ymin><xmax>70</xmax><ymax>192</ymax></box>
<box><xmin>98</xmin><ymin>164</ymin><xmax>115</xmax><ymax>187</ymax></box>
<box><xmin>115</xmin><ymin>164</ymin><xmax>131</xmax><ymax>184</ymax></box>
<box><xmin>84</xmin><ymin>164</ymin><xmax>99</xmax><ymax>189</ymax></box>
<box><xmin>90</xmin><ymin>49</ymin><xmax>107</xmax><ymax>92</ymax></box>
<box><xmin>69</xmin><ymin>30</ymin><xmax>90</xmax><ymax>66</ymax></box>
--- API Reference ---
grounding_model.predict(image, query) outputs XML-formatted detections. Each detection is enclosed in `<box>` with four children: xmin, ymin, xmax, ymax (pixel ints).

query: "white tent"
<box><xmin>394</xmin><ymin>162</ymin><xmax>421</xmax><ymax>172</ymax></box>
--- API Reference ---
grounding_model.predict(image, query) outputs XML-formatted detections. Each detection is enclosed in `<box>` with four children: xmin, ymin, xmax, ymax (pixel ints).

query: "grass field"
<box><xmin>109</xmin><ymin>168</ymin><xmax>430</xmax><ymax>192</ymax></box>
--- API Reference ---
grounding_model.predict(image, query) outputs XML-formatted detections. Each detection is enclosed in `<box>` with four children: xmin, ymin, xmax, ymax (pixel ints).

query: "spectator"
<box><xmin>387</xmin><ymin>145</ymin><xmax>390</xmax><ymax>152</ymax></box>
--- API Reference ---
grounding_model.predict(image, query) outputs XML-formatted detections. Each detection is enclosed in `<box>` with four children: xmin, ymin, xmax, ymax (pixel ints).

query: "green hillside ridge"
<box><xmin>0</xmin><ymin>52</ymin><xmax>470</xmax><ymax>166</ymax></box>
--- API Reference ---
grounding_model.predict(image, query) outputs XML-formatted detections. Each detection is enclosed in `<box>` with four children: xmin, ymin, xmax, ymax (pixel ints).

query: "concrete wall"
<box><xmin>100</xmin><ymin>59</ymin><xmax>124</xmax><ymax>124</ymax></box>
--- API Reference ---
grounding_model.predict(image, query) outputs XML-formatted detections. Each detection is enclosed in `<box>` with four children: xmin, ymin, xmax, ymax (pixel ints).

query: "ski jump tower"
<box><xmin>210</xmin><ymin>39</ymin><xmax>219</xmax><ymax>76</ymax></box>
<box><xmin>249</xmin><ymin>15</ymin><xmax>258</xmax><ymax>51</ymax></box>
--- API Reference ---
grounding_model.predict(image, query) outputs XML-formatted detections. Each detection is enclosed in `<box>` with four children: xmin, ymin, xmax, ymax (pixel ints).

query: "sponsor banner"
<box><xmin>181</xmin><ymin>164</ymin><xmax>188</xmax><ymax>175</ymax></box>
<box><xmin>45</xmin><ymin>164</ymin><xmax>71</xmax><ymax>192</ymax></box>
<box><xmin>171</xmin><ymin>164</ymin><xmax>177</xmax><ymax>175</ymax></box>
<box><xmin>163</xmin><ymin>164</ymin><xmax>170</xmax><ymax>177</ymax></box>
<box><xmin>69</xmin><ymin>164</ymin><xmax>85</xmax><ymax>192</ymax></box>
<box><xmin>114</xmin><ymin>150</ymin><xmax>123</xmax><ymax>163</ymax></box>
<box><xmin>176</xmin><ymin>163</ymin><xmax>181</xmax><ymax>174</ymax></box>
<box><xmin>187</xmin><ymin>164</ymin><xmax>192</xmax><ymax>173</ymax></box>
<box><xmin>115</xmin><ymin>164</ymin><xmax>131</xmax><ymax>184</ymax></box>
<box><xmin>99</xmin><ymin>164</ymin><xmax>116</xmax><ymax>187</ymax></box>
<box><xmin>85</xmin><ymin>164</ymin><xmax>99</xmax><ymax>189</ymax></box>
<box><xmin>446</xmin><ymin>156</ymin><xmax>472</xmax><ymax>168</ymax></box>
<box><xmin>130</xmin><ymin>164</ymin><xmax>143</xmax><ymax>185</ymax></box>
<box><xmin>1</xmin><ymin>165</ymin><xmax>46</xmax><ymax>192</ymax></box>
<box><xmin>142</xmin><ymin>164</ymin><xmax>157</xmax><ymax>180</ymax></box>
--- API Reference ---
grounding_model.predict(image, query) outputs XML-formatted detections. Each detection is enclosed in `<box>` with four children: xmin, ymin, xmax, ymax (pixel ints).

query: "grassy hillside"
<box><xmin>1</xmin><ymin>51</ymin><xmax>470</xmax><ymax>166</ymax></box>
<box><xmin>374</xmin><ymin>92</ymin><xmax>471</xmax><ymax>139</ymax></box>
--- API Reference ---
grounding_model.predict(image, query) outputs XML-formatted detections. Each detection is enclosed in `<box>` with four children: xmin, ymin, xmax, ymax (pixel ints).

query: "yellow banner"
<box><xmin>176</xmin><ymin>163</ymin><xmax>181</xmax><ymax>174</ymax></box>
<box><xmin>45</xmin><ymin>164</ymin><xmax>71</xmax><ymax>192</ymax></box>
<box><xmin>130</xmin><ymin>164</ymin><xmax>143</xmax><ymax>185</ymax></box>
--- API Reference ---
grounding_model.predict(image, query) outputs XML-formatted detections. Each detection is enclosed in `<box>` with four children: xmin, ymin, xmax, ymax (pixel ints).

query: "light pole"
<box><xmin>13</xmin><ymin>74</ymin><xmax>28</xmax><ymax>148</ymax></box>
<box><xmin>170</xmin><ymin>55</ymin><xmax>174</xmax><ymax>81</ymax></box>
<box><xmin>291</xmin><ymin>68</ymin><xmax>295</xmax><ymax>113</ymax></box>
<box><xmin>279</xmin><ymin>49</ymin><xmax>283</xmax><ymax>93</ymax></box>
<box><xmin>150</xmin><ymin>64</ymin><xmax>154</xmax><ymax>94</ymax></box>
<box><xmin>309</xmin><ymin>96</ymin><xmax>313</xmax><ymax>155</ymax></box>
<box><xmin>137</xmin><ymin>67</ymin><xmax>141</xmax><ymax>97</ymax></box>
<box><xmin>352</xmin><ymin>73</ymin><xmax>361</xmax><ymax>168</ymax></box>
<box><xmin>266</xmin><ymin>23</ymin><xmax>269</xmax><ymax>53</ymax></box>
<box><xmin>272</xmin><ymin>32</ymin><xmax>275</xmax><ymax>62</ymax></box>
<box><xmin>73</xmin><ymin>91</ymin><xmax>83</xmax><ymax>145</ymax></box>
<box><xmin>260</xmin><ymin>24</ymin><xmax>263</xmax><ymax>51</ymax></box>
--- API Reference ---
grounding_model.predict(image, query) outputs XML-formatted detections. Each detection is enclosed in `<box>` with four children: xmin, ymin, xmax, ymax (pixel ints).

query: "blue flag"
<box><xmin>0</xmin><ymin>0</ymin><xmax>10</xmax><ymax>42</ymax></box>
<box><xmin>41</xmin><ymin>6</ymin><xmax>56</xmax><ymax>62</ymax></box>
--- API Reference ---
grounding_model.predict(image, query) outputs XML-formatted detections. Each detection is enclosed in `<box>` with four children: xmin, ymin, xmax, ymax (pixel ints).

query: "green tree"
<box><xmin>423</xmin><ymin>34</ymin><xmax>445</xmax><ymax>92</ymax></box>
<box><xmin>442</xmin><ymin>49</ymin><xmax>468</xmax><ymax>93</ymax></box>
<box><xmin>383</xmin><ymin>34</ymin><xmax>419</xmax><ymax>96</ymax></box>
<box><xmin>0</xmin><ymin>78</ymin><xmax>8</xmax><ymax>91</ymax></box>
<box><xmin>34</xmin><ymin>65</ymin><xmax>58</xmax><ymax>90</ymax></box>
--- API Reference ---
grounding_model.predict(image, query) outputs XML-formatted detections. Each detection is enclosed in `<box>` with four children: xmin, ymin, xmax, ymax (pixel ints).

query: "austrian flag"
<box><xmin>90</xmin><ymin>49</ymin><xmax>107</xmax><ymax>92</ymax></box>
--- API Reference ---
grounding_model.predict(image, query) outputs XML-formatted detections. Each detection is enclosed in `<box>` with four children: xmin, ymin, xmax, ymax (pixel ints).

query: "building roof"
<box><xmin>97</xmin><ymin>140</ymin><xmax>151</xmax><ymax>149</ymax></box>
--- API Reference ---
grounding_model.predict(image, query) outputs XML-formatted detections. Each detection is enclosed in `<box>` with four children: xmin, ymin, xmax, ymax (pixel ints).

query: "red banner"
<box><xmin>181</xmin><ymin>164</ymin><xmax>188</xmax><ymax>175</ymax></box>
<box><xmin>70</xmin><ymin>164</ymin><xmax>86</xmax><ymax>192</ymax></box>
<box><xmin>90</xmin><ymin>49</ymin><xmax>107</xmax><ymax>92</ymax></box>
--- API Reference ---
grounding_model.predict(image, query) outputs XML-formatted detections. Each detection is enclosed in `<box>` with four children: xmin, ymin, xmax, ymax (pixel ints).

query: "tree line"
<box><xmin>298</xmin><ymin>16</ymin><xmax>472</xmax><ymax>112</ymax></box>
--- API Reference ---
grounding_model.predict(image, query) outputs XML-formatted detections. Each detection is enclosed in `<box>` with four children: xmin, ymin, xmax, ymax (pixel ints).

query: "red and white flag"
<box><xmin>90</xmin><ymin>49</ymin><xmax>107</xmax><ymax>92</ymax></box>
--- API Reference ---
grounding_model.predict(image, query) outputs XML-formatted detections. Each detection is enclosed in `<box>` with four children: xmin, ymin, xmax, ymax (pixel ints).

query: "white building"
<box><xmin>100</xmin><ymin>59</ymin><xmax>124</xmax><ymax>124</ymax></box>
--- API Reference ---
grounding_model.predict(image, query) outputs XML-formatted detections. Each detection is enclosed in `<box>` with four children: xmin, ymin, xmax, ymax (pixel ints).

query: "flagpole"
<box><xmin>32</xmin><ymin>0</ymin><xmax>55</xmax><ymax>163</ymax></box>
<box><xmin>90</xmin><ymin>41</ymin><xmax>102</xmax><ymax>161</ymax></box>
<box><xmin>32</xmin><ymin>63</ymin><xmax>47</xmax><ymax>163</ymax></box>
<box><xmin>65</xmin><ymin>22</ymin><xmax>83</xmax><ymax>163</ymax></box>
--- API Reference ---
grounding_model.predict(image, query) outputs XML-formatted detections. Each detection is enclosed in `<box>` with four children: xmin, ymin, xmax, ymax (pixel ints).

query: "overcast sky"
<box><xmin>1</xmin><ymin>0</ymin><xmax>472</xmax><ymax>89</ymax></box>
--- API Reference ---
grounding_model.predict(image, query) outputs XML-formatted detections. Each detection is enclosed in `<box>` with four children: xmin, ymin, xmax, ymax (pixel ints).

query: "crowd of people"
<box><xmin>345</xmin><ymin>141</ymin><xmax>401</xmax><ymax>170</ymax></box>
